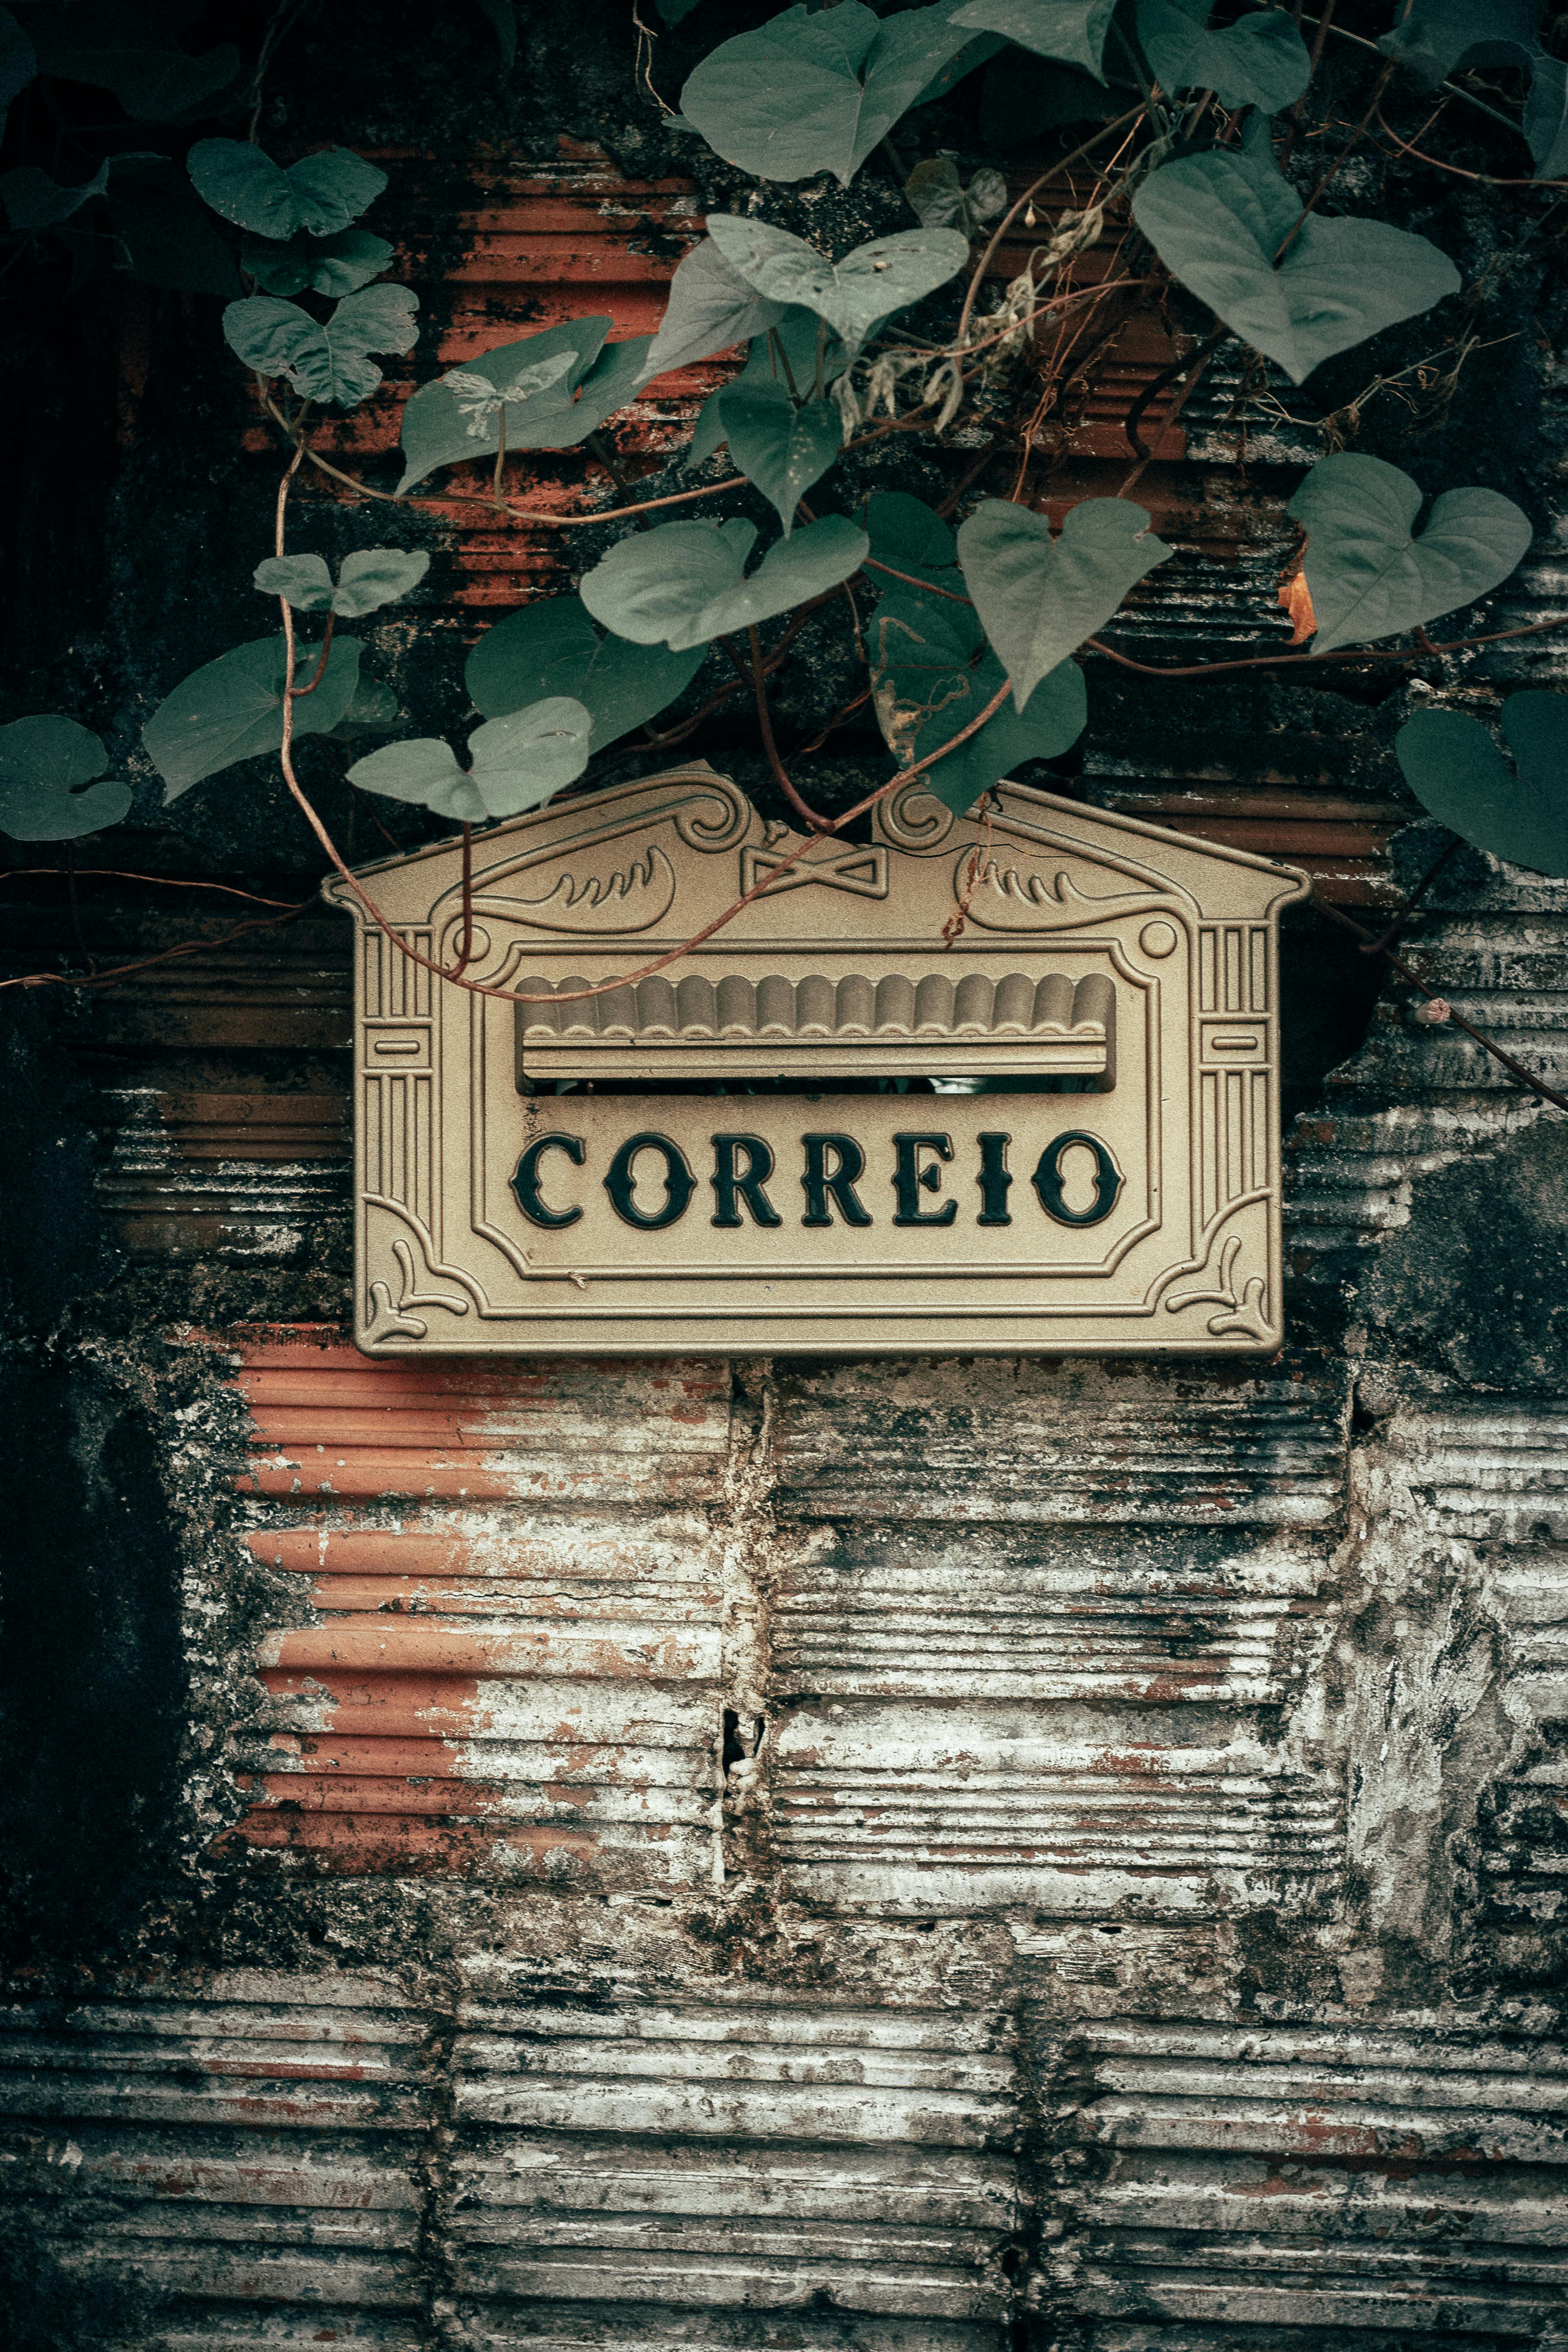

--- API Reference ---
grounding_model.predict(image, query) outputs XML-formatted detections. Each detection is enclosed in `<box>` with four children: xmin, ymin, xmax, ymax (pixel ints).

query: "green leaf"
<box><xmin>331</xmin><ymin>548</ymin><xmax>431</xmax><ymax>617</ymax></box>
<box><xmin>0</xmin><ymin>716</ymin><xmax>131</xmax><ymax>841</ymax></box>
<box><xmin>466</xmin><ymin>595</ymin><xmax>705</xmax><ymax>748</ymax></box>
<box><xmin>256</xmin><ymin>547</ymin><xmax>431</xmax><ymax>618</ymax></box>
<box><xmin>254</xmin><ymin>554</ymin><xmax>335</xmax><ymax>612</ymax></box>
<box><xmin>0</xmin><ymin>9</ymin><xmax>37</xmax><ymax>121</ymax></box>
<box><xmin>912</xmin><ymin>644</ymin><xmax>1086</xmax><ymax>813</ymax></box>
<box><xmin>579</xmin><ymin>513</ymin><xmax>869</xmax><ymax>652</ymax></box>
<box><xmin>1524</xmin><ymin>54</ymin><xmax>1568</xmax><ymax>178</ymax></box>
<box><xmin>716</xmin><ymin>380</ymin><xmax>843</xmax><ymax>535</ymax></box>
<box><xmin>680</xmin><ymin>0</ymin><xmax>978</xmax><ymax>185</ymax></box>
<box><xmin>706</xmin><ymin>215</ymin><xmax>970</xmax><ymax>356</ymax></box>
<box><xmin>143</xmin><ymin>635</ymin><xmax>361</xmax><ymax>801</ymax></box>
<box><xmin>324</xmin><ymin>676</ymin><xmax>401</xmax><ymax>741</ymax></box>
<box><xmin>395</xmin><ymin>317</ymin><xmax>611</xmax><ymax>492</ymax></box>
<box><xmin>1132</xmin><ymin>115</ymin><xmax>1460</xmax><ymax>385</ymax></box>
<box><xmin>657</xmin><ymin>0</ymin><xmax>706</xmax><ymax>19</ymax></box>
<box><xmin>958</xmin><ymin>497</ymin><xmax>1171</xmax><ymax>710</ymax></box>
<box><xmin>1135</xmin><ymin>0</ymin><xmax>1310</xmax><ymax>111</ymax></box>
<box><xmin>865</xmin><ymin>496</ymin><xmax>1085</xmax><ymax>812</ymax></box>
<box><xmin>349</xmin><ymin>697</ymin><xmax>592</xmax><ymax>823</ymax></box>
<box><xmin>904</xmin><ymin>154</ymin><xmax>1009</xmax><ymax>233</ymax></box>
<box><xmin>1378</xmin><ymin>0</ymin><xmax>1536</xmax><ymax>86</ymax></box>
<box><xmin>1288</xmin><ymin>453</ymin><xmax>1531</xmax><ymax>656</ymax></box>
<box><xmin>686</xmin><ymin>307</ymin><xmax>852</xmax><ymax>469</ymax></box>
<box><xmin>106</xmin><ymin>162</ymin><xmax>242</xmax><ymax>295</ymax></box>
<box><xmin>222</xmin><ymin>284</ymin><xmax>419</xmax><ymax>408</ymax></box>
<box><xmin>1396</xmin><ymin>695</ymin><xmax>1568</xmax><ymax>877</ymax></box>
<box><xmin>188</xmin><ymin>140</ymin><xmax>386</xmax><ymax>240</ymax></box>
<box><xmin>0</xmin><ymin>159</ymin><xmax>110</xmax><ymax>230</ymax></box>
<box><xmin>471</xmin><ymin>0</ymin><xmax>518</xmax><ymax>65</ymax></box>
<box><xmin>953</xmin><ymin>0</ymin><xmax>1118</xmax><ymax>80</ymax></box>
<box><xmin>554</xmin><ymin>335</ymin><xmax>655</xmax><ymax>444</ymax></box>
<box><xmin>242</xmin><ymin>228</ymin><xmax>394</xmax><ymax>298</ymax></box>
<box><xmin>26</xmin><ymin>4</ymin><xmax>239</xmax><ymax>120</ymax></box>
<box><xmin>636</xmin><ymin>238</ymin><xmax>787</xmax><ymax>388</ymax></box>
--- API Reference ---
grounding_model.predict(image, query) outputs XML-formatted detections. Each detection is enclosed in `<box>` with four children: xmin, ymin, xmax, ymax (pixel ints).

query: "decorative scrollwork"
<box><xmin>875</xmin><ymin>777</ymin><xmax>958</xmax><ymax>853</ymax></box>
<box><xmin>672</xmin><ymin>774</ymin><xmax>751</xmax><ymax>853</ymax></box>
<box><xmin>1166</xmin><ymin>1231</ymin><xmax>1272</xmax><ymax>1343</ymax></box>
<box><xmin>365</xmin><ymin>1235</ymin><xmax>471</xmax><ymax>1344</ymax></box>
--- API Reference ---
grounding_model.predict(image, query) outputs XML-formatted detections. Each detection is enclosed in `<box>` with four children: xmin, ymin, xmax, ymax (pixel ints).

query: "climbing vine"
<box><xmin>2</xmin><ymin>0</ymin><xmax>1567</xmax><ymax>1103</ymax></box>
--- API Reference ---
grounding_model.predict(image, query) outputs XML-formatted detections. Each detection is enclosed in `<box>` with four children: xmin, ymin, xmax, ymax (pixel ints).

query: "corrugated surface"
<box><xmin>0</xmin><ymin>1975</ymin><xmax>432</xmax><ymax>2342</ymax></box>
<box><xmin>1044</xmin><ymin>2018</ymin><xmax>1568</xmax><ymax>2343</ymax></box>
<box><xmin>448</xmin><ymin>1982</ymin><xmax>1020</xmax><ymax>2336</ymax></box>
<box><xmin>229</xmin><ymin>1332</ymin><xmax>732</xmax><ymax>1883</ymax></box>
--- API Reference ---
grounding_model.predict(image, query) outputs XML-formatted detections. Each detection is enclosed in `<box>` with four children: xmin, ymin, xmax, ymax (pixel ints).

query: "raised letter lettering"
<box><xmin>711</xmin><ymin>1133</ymin><xmax>782</xmax><ymax>1229</ymax></box>
<box><xmin>801</xmin><ymin>1132</ymin><xmax>872</xmax><ymax>1228</ymax></box>
<box><xmin>976</xmin><ymin>1131</ymin><xmax>1012</xmax><ymax>1226</ymax></box>
<box><xmin>512</xmin><ymin>1133</ymin><xmax>585</xmax><ymax>1228</ymax></box>
<box><xmin>604</xmin><ymin>1132</ymin><xmax>696</xmax><ymax>1230</ymax></box>
<box><xmin>893</xmin><ymin>1132</ymin><xmax>957</xmax><ymax>1227</ymax></box>
<box><xmin>1032</xmin><ymin>1130</ymin><xmax>1123</xmax><ymax>1226</ymax></box>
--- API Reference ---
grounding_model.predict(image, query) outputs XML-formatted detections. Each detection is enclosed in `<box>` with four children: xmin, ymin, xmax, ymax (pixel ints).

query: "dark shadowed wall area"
<box><xmin>2</xmin><ymin>1</ymin><xmax>1568</xmax><ymax>2345</ymax></box>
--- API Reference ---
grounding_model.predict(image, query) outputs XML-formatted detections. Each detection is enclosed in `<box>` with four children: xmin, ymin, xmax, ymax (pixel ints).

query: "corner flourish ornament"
<box><xmin>1166</xmin><ymin>1232</ymin><xmax>1273</xmax><ymax>1343</ymax></box>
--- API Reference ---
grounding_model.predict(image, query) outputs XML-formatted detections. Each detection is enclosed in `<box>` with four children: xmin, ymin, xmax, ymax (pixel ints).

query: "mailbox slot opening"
<box><xmin>515</xmin><ymin>968</ymin><xmax>1116</xmax><ymax>1093</ymax></box>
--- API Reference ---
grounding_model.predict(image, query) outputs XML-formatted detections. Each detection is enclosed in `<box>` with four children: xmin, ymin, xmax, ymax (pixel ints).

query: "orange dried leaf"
<box><xmin>1280</xmin><ymin>569</ymin><xmax>1316</xmax><ymax>645</ymax></box>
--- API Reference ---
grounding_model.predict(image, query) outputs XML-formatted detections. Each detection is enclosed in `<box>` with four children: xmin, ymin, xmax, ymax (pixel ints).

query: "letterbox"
<box><xmin>324</xmin><ymin>764</ymin><xmax>1308</xmax><ymax>1355</ymax></box>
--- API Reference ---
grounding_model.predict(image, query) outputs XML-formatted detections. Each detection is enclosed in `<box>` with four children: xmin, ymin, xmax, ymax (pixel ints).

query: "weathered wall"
<box><xmin>3</xmin><ymin>4</ymin><xmax>1568</xmax><ymax>2343</ymax></box>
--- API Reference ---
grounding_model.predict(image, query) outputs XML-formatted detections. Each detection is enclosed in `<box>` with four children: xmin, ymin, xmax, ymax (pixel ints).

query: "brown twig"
<box><xmin>448</xmin><ymin>822</ymin><xmax>475</xmax><ymax>976</ymax></box>
<box><xmin>0</xmin><ymin>902</ymin><xmax>315</xmax><ymax>993</ymax></box>
<box><xmin>1278</xmin><ymin>63</ymin><xmax>1398</xmax><ymax>260</ymax></box>
<box><xmin>745</xmin><ymin>624</ymin><xmax>833</xmax><ymax>832</ymax></box>
<box><xmin>1085</xmin><ymin>608</ymin><xmax>1568</xmax><ymax>678</ymax></box>
<box><xmin>1314</xmin><ymin>894</ymin><xmax>1568</xmax><ymax>1112</ymax></box>
<box><xmin>954</xmin><ymin>107</ymin><xmax>1146</xmax><ymax>353</ymax></box>
<box><xmin>0</xmin><ymin>869</ymin><xmax>297</xmax><ymax>906</ymax></box>
<box><xmin>1361</xmin><ymin>833</ymin><xmax>1460</xmax><ymax>956</ymax></box>
<box><xmin>281</xmin><ymin>645</ymin><xmax>1013</xmax><ymax>1011</ymax></box>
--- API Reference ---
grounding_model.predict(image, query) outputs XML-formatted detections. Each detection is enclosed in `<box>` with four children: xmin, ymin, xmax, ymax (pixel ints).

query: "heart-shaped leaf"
<box><xmin>1378</xmin><ymin>0</ymin><xmax>1536</xmax><ymax>86</ymax></box>
<box><xmin>686</xmin><ymin>308</ymin><xmax>850</xmax><ymax>468</ymax></box>
<box><xmin>0</xmin><ymin>716</ymin><xmax>131</xmax><ymax>841</ymax></box>
<box><xmin>467</xmin><ymin>597</ymin><xmax>705</xmax><ymax>745</ymax></box>
<box><xmin>1524</xmin><ymin>54</ymin><xmax>1568</xmax><ymax>178</ymax></box>
<box><xmin>1288</xmin><ymin>453</ymin><xmax>1531</xmax><ymax>656</ymax></box>
<box><xmin>0</xmin><ymin>159</ymin><xmax>111</xmax><ymax>231</ymax></box>
<box><xmin>329</xmin><ymin>548</ymin><xmax>431</xmax><ymax>618</ymax></box>
<box><xmin>348</xmin><ymin>697</ymin><xmax>592</xmax><ymax>823</ymax></box>
<box><xmin>636</xmin><ymin>238</ymin><xmax>787</xmax><ymax>389</ymax></box>
<box><xmin>256</xmin><ymin>547</ymin><xmax>431</xmax><ymax>619</ymax></box>
<box><xmin>579</xmin><ymin>513</ymin><xmax>869</xmax><ymax>652</ymax></box>
<box><xmin>866</xmin><ymin>497</ymin><xmax>1086</xmax><ymax>813</ymax></box>
<box><xmin>1132</xmin><ymin>115</ymin><xmax>1460</xmax><ymax>385</ymax></box>
<box><xmin>1135</xmin><ymin>0</ymin><xmax>1310</xmax><ymax>111</ymax></box>
<box><xmin>562</xmin><ymin>335</ymin><xmax>655</xmax><ymax>441</ymax></box>
<box><xmin>958</xmin><ymin>497</ymin><xmax>1172</xmax><ymax>709</ymax></box>
<box><xmin>1397</xmin><ymin>694</ymin><xmax>1568</xmax><ymax>877</ymax></box>
<box><xmin>27</xmin><ymin>7</ymin><xmax>239</xmax><ymax>120</ymax></box>
<box><xmin>143</xmin><ymin>635</ymin><xmax>362</xmax><ymax>801</ymax></box>
<box><xmin>242</xmin><ymin>228</ymin><xmax>394</xmax><ymax>298</ymax></box>
<box><xmin>680</xmin><ymin>0</ymin><xmax>977</xmax><ymax>185</ymax></box>
<box><xmin>716</xmin><ymin>380</ymin><xmax>843</xmax><ymax>534</ymax></box>
<box><xmin>0</xmin><ymin>10</ymin><xmax>37</xmax><ymax>121</ymax></box>
<box><xmin>223</xmin><ymin>284</ymin><xmax>419</xmax><ymax>409</ymax></box>
<box><xmin>254</xmin><ymin>554</ymin><xmax>334</xmax><ymax>612</ymax></box>
<box><xmin>954</xmin><ymin>0</ymin><xmax>1118</xmax><ymax>79</ymax></box>
<box><xmin>706</xmin><ymin>215</ymin><xmax>970</xmax><ymax>356</ymax></box>
<box><xmin>189</xmin><ymin>140</ymin><xmax>386</xmax><ymax>240</ymax></box>
<box><xmin>396</xmin><ymin>318</ymin><xmax>612</xmax><ymax>491</ymax></box>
